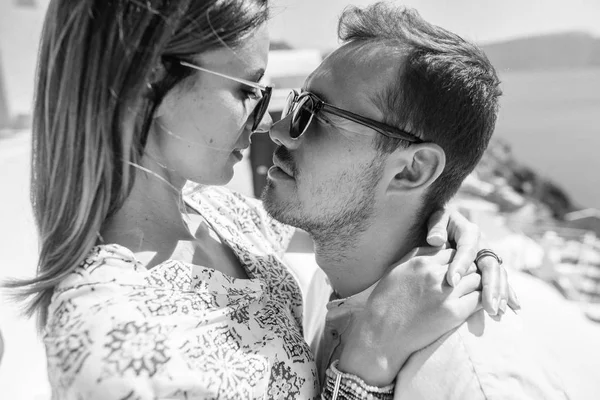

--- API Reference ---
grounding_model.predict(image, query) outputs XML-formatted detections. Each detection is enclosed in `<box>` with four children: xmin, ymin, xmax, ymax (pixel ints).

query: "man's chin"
<box><xmin>261</xmin><ymin>181</ymin><xmax>297</xmax><ymax>225</ymax></box>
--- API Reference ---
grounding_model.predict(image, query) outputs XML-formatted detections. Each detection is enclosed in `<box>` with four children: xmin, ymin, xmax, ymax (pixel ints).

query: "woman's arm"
<box><xmin>335</xmin><ymin>247</ymin><xmax>483</xmax><ymax>387</ymax></box>
<box><xmin>425</xmin><ymin>209</ymin><xmax>520</xmax><ymax>315</ymax></box>
<box><xmin>319</xmin><ymin>209</ymin><xmax>520</xmax><ymax>395</ymax></box>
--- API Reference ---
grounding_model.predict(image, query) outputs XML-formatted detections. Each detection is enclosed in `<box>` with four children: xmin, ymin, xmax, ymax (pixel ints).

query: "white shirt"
<box><xmin>313</xmin><ymin>277</ymin><xmax>570</xmax><ymax>400</ymax></box>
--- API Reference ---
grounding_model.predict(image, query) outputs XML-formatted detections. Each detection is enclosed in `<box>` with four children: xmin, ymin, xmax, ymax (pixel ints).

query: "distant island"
<box><xmin>317</xmin><ymin>31</ymin><xmax>600</xmax><ymax>71</ymax></box>
<box><xmin>482</xmin><ymin>32</ymin><xmax>600</xmax><ymax>71</ymax></box>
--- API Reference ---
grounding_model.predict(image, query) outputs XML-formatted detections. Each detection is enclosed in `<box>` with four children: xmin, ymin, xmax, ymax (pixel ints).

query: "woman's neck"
<box><xmin>100</xmin><ymin>157</ymin><xmax>192</xmax><ymax>256</ymax></box>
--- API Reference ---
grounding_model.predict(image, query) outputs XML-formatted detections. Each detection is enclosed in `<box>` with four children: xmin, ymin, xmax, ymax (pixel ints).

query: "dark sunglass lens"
<box><xmin>252</xmin><ymin>89</ymin><xmax>272</xmax><ymax>131</ymax></box>
<box><xmin>251</xmin><ymin>99</ymin><xmax>264</xmax><ymax>131</ymax></box>
<box><xmin>297</xmin><ymin>102</ymin><xmax>313</xmax><ymax>134</ymax></box>
<box><xmin>290</xmin><ymin>96</ymin><xmax>313</xmax><ymax>138</ymax></box>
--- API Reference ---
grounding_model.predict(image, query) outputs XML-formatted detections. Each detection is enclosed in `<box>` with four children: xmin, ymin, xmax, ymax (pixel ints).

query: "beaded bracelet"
<box><xmin>322</xmin><ymin>360</ymin><xmax>395</xmax><ymax>400</ymax></box>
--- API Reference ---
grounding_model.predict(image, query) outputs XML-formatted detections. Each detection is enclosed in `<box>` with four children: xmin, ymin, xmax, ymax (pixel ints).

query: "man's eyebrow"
<box><xmin>301</xmin><ymin>86</ymin><xmax>332</xmax><ymax>104</ymax></box>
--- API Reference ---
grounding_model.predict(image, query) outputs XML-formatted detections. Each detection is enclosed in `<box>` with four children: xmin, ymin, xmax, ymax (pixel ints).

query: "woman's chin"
<box><xmin>198</xmin><ymin>169</ymin><xmax>235</xmax><ymax>187</ymax></box>
<box><xmin>187</xmin><ymin>158</ymin><xmax>239</xmax><ymax>187</ymax></box>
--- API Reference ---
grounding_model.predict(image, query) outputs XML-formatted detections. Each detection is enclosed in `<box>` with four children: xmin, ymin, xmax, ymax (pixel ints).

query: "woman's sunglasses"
<box><xmin>282</xmin><ymin>89</ymin><xmax>424</xmax><ymax>143</ymax></box>
<box><xmin>178</xmin><ymin>60</ymin><xmax>272</xmax><ymax>132</ymax></box>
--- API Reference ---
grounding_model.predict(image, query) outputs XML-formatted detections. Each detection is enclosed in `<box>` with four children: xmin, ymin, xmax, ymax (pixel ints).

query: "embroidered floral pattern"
<box><xmin>268</xmin><ymin>358</ymin><xmax>306</xmax><ymax>400</ymax></box>
<box><xmin>44</xmin><ymin>315</ymin><xmax>93</xmax><ymax>390</ymax></box>
<box><xmin>44</xmin><ymin>187</ymin><xmax>319</xmax><ymax>399</ymax></box>
<box><xmin>46</xmin><ymin>298</ymin><xmax>77</xmax><ymax>332</ymax></box>
<box><xmin>255</xmin><ymin>302</ymin><xmax>313</xmax><ymax>363</ymax></box>
<box><xmin>179</xmin><ymin>326</ymin><xmax>269</xmax><ymax>398</ymax></box>
<box><xmin>104</xmin><ymin>321</ymin><xmax>171</xmax><ymax>378</ymax></box>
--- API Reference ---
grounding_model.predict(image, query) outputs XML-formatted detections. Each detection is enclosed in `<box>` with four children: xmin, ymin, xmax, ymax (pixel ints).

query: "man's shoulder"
<box><xmin>395</xmin><ymin>311</ymin><xmax>568</xmax><ymax>400</ymax></box>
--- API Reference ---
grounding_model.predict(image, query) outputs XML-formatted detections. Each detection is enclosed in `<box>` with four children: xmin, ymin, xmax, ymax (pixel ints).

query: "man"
<box><xmin>263</xmin><ymin>3</ymin><xmax>568</xmax><ymax>398</ymax></box>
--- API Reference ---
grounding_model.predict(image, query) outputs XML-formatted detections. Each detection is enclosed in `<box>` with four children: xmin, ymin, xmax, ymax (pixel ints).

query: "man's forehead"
<box><xmin>304</xmin><ymin>43</ymin><xmax>402</xmax><ymax>116</ymax></box>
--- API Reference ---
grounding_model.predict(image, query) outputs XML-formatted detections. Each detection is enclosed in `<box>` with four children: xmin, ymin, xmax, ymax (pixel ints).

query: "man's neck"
<box><xmin>313</xmin><ymin>206</ymin><xmax>423</xmax><ymax>299</ymax></box>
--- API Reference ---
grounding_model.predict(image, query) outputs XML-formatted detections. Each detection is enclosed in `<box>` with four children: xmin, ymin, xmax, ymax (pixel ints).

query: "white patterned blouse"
<box><xmin>43</xmin><ymin>186</ymin><xmax>321</xmax><ymax>399</ymax></box>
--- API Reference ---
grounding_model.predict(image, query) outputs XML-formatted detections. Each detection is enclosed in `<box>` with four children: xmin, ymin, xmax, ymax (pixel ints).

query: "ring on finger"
<box><xmin>475</xmin><ymin>249</ymin><xmax>503</xmax><ymax>266</ymax></box>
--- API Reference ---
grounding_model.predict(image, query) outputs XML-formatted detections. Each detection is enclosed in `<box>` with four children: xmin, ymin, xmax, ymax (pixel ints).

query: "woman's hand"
<box><xmin>426</xmin><ymin>209</ymin><xmax>520</xmax><ymax>316</ymax></box>
<box><xmin>337</xmin><ymin>247</ymin><xmax>482</xmax><ymax>386</ymax></box>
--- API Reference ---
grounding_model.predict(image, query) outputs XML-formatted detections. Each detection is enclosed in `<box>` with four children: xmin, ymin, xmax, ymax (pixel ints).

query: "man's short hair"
<box><xmin>338</xmin><ymin>2</ymin><xmax>502</xmax><ymax>216</ymax></box>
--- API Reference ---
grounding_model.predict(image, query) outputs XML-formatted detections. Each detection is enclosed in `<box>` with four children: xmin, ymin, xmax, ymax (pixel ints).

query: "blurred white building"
<box><xmin>266</xmin><ymin>49</ymin><xmax>322</xmax><ymax>112</ymax></box>
<box><xmin>0</xmin><ymin>0</ymin><xmax>321</xmax><ymax>126</ymax></box>
<box><xmin>0</xmin><ymin>0</ymin><xmax>46</xmax><ymax>128</ymax></box>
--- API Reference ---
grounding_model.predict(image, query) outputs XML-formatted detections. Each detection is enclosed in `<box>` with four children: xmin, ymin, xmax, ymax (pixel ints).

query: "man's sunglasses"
<box><xmin>177</xmin><ymin>60</ymin><xmax>272</xmax><ymax>132</ymax></box>
<box><xmin>282</xmin><ymin>89</ymin><xmax>424</xmax><ymax>143</ymax></box>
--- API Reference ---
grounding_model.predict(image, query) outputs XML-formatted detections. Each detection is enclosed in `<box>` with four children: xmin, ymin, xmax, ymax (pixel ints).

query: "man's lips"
<box><xmin>272</xmin><ymin>155</ymin><xmax>294</xmax><ymax>177</ymax></box>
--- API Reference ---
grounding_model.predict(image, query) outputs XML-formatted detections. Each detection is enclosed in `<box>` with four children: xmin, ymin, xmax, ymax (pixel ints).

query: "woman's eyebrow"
<box><xmin>245</xmin><ymin>68</ymin><xmax>265</xmax><ymax>83</ymax></box>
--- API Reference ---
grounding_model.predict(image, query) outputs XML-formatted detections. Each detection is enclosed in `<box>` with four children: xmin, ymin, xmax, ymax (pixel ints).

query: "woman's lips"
<box><xmin>232</xmin><ymin>149</ymin><xmax>244</xmax><ymax>160</ymax></box>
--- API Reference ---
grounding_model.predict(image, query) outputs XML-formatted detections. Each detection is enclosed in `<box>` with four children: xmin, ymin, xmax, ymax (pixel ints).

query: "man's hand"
<box><xmin>426</xmin><ymin>209</ymin><xmax>520</xmax><ymax>315</ymax></box>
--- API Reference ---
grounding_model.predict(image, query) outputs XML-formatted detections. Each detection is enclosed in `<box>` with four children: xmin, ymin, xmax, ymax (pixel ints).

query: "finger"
<box><xmin>479</xmin><ymin>256</ymin><xmax>502</xmax><ymax>316</ymax></box>
<box><xmin>465</xmin><ymin>263</ymin><xmax>478</xmax><ymax>275</ymax></box>
<box><xmin>446</xmin><ymin>213</ymin><xmax>480</xmax><ymax>287</ymax></box>
<box><xmin>452</xmin><ymin>272</ymin><xmax>482</xmax><ymax>297</ymax></box>
<box><xmin>507</xmin><ymin>284</ymin><xmax>521</xmax><ymax>312</ymax></box>
<box><xmin>398</xmin><ymin>247</ymin><xmax>456</xmax><ymax>265</ymax></box>
<box><xmin>489</xmin><ymin>312</ymin><xmax>504</xmax><ymax>322</ymax></box>
<box><xmin>453</xmin><ymin>291</ymin><xmax>484</xmax><ymax>322</ymax></box>
<box><xmin>497</xmin><ymin>266</ymin><xmax>509</xmax><ymax>315</ymax></box>
<box><xmin>426</xmin><ymin>209</ymin><xmax>450</xmax><ymax>247</ymax></box>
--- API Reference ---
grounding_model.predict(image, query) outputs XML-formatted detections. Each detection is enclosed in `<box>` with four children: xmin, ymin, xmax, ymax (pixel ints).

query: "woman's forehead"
<box><xmin>198</xmin><ymin>24</ymin><xmax>270</xmax><ymax>78</ymax></box>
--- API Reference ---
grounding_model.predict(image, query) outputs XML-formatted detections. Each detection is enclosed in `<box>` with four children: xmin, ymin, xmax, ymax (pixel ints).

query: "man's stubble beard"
<box><xmin>262</xmin><ymin>158</ymin><xmax>384</xmax><ymax>261</ymax></box>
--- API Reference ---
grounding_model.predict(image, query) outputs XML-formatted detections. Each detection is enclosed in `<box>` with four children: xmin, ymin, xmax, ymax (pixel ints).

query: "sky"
<box><xmin>1</xmin><ymin>0</ymin><xmax>599</xmax><ymax>115</ymax></box>
<box><xmin>269</xmin><ymin>0</ymin><xmax>600</xmax><ymax>49</ymax></box>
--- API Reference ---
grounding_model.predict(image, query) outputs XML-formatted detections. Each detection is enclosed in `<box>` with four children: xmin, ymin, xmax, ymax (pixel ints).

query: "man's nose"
<box><xmin>269</xmin><ymin>113</ymin><xmax>301</xmax><ymax>149</ymax></box>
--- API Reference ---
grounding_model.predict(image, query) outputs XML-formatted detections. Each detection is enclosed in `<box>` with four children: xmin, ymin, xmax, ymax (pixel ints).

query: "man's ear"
<box><xmin>387</xmin><ymin>143</ymin><xmax>446</xmax><ymax>193</ymax></box>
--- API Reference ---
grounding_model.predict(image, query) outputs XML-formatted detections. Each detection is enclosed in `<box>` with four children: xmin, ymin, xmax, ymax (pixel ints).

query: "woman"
<box><xmin>6</xmin><ymin>1</ymin><xmax>515</xmax><ymax>398</ymax></box>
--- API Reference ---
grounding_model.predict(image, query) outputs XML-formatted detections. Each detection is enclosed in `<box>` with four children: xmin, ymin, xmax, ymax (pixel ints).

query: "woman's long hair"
<box><xmin>4</xmin><ymin>0</ymin><xmax>268</xmax><ymax>329</ymax></box>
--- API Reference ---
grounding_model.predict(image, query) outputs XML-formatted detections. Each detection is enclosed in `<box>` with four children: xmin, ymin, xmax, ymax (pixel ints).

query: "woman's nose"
<box><xmin>253</xmin><ymin>111</ymin><xmax>273</xmax><ymax>134</ymax></box>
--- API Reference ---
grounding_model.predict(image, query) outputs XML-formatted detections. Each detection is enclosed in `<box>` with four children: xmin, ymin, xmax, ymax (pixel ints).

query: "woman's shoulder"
<box><xmin>55</xmin><ymin>244</ymin><xmax>146</xmax><ymax>290</ymax></box>
<box><xmin>48</xmin><ymin>244</ymin><xmax>148</xmax><ymax>321</ymax></box>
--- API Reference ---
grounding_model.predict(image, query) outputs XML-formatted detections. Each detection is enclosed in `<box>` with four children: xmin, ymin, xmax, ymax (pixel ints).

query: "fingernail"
<box><xmin>428</xmin><ymin>234</ymin><xmax>444</xmax><ymax>245</ymax></box>
<box><xmin>451</xmin><ymin>273</ymin><xmax>461</xmax><ymax>287</ymax></box>
<box><xmin>492</xmin><ymin>297</ymin><xmax>499</xmax><ymax>314</ymax></box>
<box><xmin>515</xmin><ymin>294</ymin><xmax>522</xmax><ymax>309</ymax></box>
<box><xmin>499</xmin><ymin>299</ymin><xmax>507</xmax><ymax>314</ymax></box>
<box><xmin>511</xmin><ymin>308</ymin><xmax>519</xmax><ymax>315</ymax></box>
